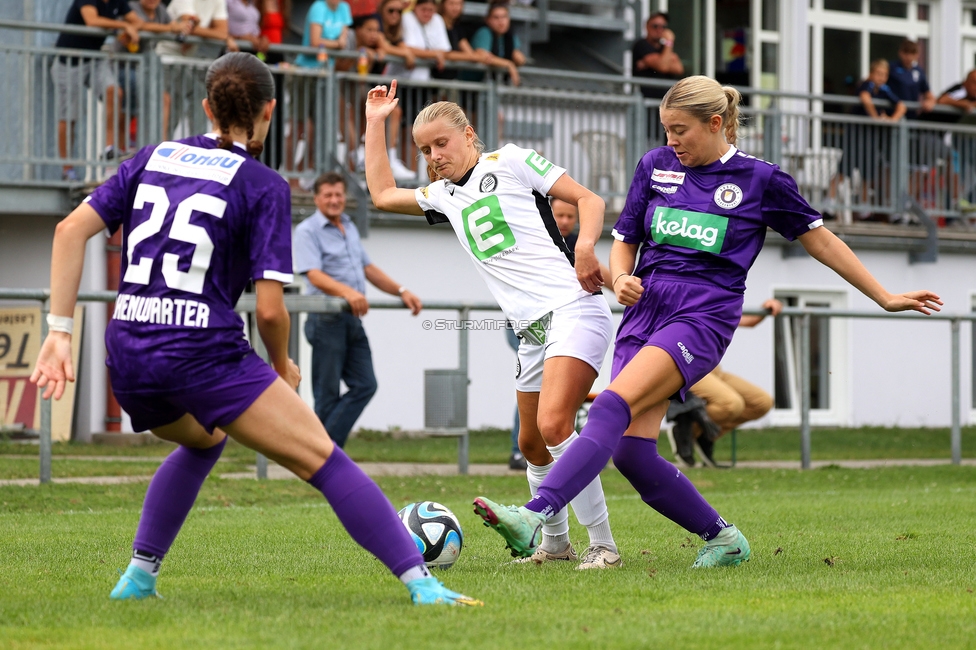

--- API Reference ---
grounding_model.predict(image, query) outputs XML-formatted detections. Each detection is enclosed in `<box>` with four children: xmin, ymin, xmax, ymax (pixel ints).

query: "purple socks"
<box><xmin>612</xmin><ymin>436</ymin><xmax>728</xmax><ymax>541</ymax></box>
<box><xmin>306</xmin><ymin>447</ymin><xmax>423</xmax><ymax>577</ymax></box>
<box><xmin>133</xmin><ymin>437</ymin><xmax>227</xmax><ymax>558</ymax></box>
<box><xmin>526</xmin><ymin>390</ymin><xmax>632</xmax><ymax>517</ymax></box>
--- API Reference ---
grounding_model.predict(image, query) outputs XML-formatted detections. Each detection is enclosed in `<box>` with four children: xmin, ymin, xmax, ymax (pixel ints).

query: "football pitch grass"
<box><xmin>2</xmin><ymin>464</ymin><xmax>975</xmax><ymax>648</ymax></box>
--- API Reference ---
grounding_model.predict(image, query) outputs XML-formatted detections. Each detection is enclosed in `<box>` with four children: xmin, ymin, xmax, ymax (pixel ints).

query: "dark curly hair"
<box><xmin>204</xmin><ymin>52</ymin><xmax>275</xmax><ymax>157</ymax></box>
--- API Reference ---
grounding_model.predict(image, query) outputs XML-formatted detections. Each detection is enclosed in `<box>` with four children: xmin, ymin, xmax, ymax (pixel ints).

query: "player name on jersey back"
<box><xmin>112</xmin><ymin>292</ymin><xmax>210</xmax><ymax>328</ymax></box>
<box><xmin>145</xmin><ymin>142</ymin><xmax>245</xmax><ymax>185</ymax></box>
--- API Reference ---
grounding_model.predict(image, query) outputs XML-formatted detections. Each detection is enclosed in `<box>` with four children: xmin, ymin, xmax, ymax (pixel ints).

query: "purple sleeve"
<box><xmin>85</xmin><ymin>154</ymin><xmax>140</xmax><ymax>233</ymax></box>
<box><xmin>250</xmin><ymin>181</ymin><xmax>294</xmax><ymax>283</ymax></box>
<box><xmin>761</xmin><ymin>168</ymin><xmax>824</xmax><ymax>241</ymax></box>
<box><xmin>612</xmin><ymin>153</ymin><xmax>653</xmax><ymax>244</ymax></box>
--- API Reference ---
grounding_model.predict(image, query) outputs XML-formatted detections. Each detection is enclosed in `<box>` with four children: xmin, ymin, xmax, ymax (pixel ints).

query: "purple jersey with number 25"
<box><xmin>85</xmin><ymin>135</ymin><xmax>293</xmax><ymax>391</ymax></box>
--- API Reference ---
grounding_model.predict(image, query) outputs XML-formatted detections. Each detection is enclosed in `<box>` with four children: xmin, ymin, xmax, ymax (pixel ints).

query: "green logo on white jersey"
<box><xmin>525</xmin><ymin>151</ymin><xmax>553</xmax><ymax>176</ymax></box>
<box><xmin>651</xmin><ymin>207</ymin><xmax>728</xmax><ymax>254</ymax></box>
<box><xmin>462</xmin><ymin>195</ymin><xmax>516</xmax><ymax>260</ymax></box>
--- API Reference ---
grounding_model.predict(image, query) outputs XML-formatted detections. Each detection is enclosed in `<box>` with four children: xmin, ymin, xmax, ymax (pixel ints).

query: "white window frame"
<box><xmin>807</xmin><ymin>0</ymin><xmax>933</xmax><ymax>95</ymax></box>
<box><xmin>768</xmin><ymin>288</ymin><xmax>850</xmax><ymax>426</ymax></box>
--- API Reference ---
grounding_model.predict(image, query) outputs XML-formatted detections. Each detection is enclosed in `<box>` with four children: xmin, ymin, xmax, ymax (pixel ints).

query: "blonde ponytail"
<box><xmin>661</xmin><ymin>75</ymin><xmax>741</xmax><ymax>146</ymax></box>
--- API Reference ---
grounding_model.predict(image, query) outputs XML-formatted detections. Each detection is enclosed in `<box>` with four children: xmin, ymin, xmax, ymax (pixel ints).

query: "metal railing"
<box><xmin>1</xmin><ymin>287</ymin><xmax>972</xmax><ymax>481</ymax></box>
<box><xmin>4</xmin><ymin>19</ymin><xmax>976</xmax><ymax>223</ymax></box>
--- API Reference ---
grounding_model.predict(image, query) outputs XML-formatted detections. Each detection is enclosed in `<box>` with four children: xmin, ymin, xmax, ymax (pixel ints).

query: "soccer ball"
<box><xmin>397</xmin><ymin>501</ymin><xmax>464</xmax><ymax>570</ymax></box>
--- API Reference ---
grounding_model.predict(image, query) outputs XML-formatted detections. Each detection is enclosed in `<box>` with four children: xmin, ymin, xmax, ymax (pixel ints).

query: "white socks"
<box><xmin>526</xmin><ymin>431</ymin><xmax>618</xmax><ymax>553</ymax></box>
<box><xmin>526</xmin><ymin>460</ymin><xmax>571</xmax><ymax>551</ymax></box>
<box><xmin>398</xmin><ymin>564</ymin><xmax>432</xmax><ymax>585</ymax></box>
<box><xmin>130</xmin><ymin>550</ymin><xmax>161</xmax><ymax>577</ymax></box>
<box><xmin>707</xmin><ymin>524</ymin><xmax>739</xmax><ymax>547</ymax></box>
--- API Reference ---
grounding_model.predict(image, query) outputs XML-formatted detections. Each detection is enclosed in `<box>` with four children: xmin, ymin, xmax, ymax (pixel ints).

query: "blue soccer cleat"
<box><xmin>407</xmin><ymin>578</ymin><xmax>483</xmax><ymax>606</ymax></box>
<box><xmin>110</xmin><ymin>565</ymin><xmax>161</xmax><ymax>600</ymax></box>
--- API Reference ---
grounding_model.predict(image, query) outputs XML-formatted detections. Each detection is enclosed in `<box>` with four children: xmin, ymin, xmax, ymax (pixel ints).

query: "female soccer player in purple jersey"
<box><xmin>473</xmin><ymin>75</ymin><xmax>943</xmax><ymax>568</ymax></box>
<box><xmin>363</xmin><ymin>82</ymin><xmax>622</xmax><ymax>569</ymax></box>
<box><xmin>29</xmin><ymin>52</ymin><xmax>480</xmax><ymax>607</ymax></box>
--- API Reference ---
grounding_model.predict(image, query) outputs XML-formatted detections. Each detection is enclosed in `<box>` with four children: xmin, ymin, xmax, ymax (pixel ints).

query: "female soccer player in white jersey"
<box><xmin>473</xmin><ymin>75</ymin><xmax>943</xmax><ymax>567</ymax></box>
<box><xmin>29</xmin><ymin>53</ymin><xmax>480</xmax><ymax>607</ymax></box>
<box><xmin>364</xmin><ymin>81</ymin><xmax>620</xmax><ymax>569</ymax></box>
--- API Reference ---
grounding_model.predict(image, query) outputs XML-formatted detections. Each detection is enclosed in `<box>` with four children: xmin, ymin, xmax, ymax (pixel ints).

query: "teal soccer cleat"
<box><xmin>691</xmin><ymin>528</ymin><xmax>751</xmax><ymax>568</ymax></box>
<box><xmin>472</xmin><ymin>497</ymin><xmax>546</xmax><ymax>559</ymax></box>
<box><xmin>407</xmin><ymin>578</ymin><xmax>483</xmax><ymax>606</ymax></box>
<box><xmin>110</xmin><ymin>565</ymin><xmax>160</xmax><ymax>600</ymax></box>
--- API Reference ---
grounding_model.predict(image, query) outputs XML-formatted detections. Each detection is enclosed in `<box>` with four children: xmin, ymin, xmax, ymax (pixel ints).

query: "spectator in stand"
<box><xmin>54</xmin><ymin>0</ymin><xmax>143</xmax><ymax>180</ymax></box>
<box><xmin>225</xmin><ymin>0</ymin><xmax>270</xmax><ymax>56</ymax></box>
<box><xmin>260</xmin><ymin>0</ymin><xmax>290</xmax><ymax>45</ymax></box>
<box><xmin>156</xmin><ymin>0</ymin><xmax>230</xmax><ymax>139</ymax></box>
<box><xmin>856</xmin><ymin>60</ymin><xmax>906</xmax><ymax>122</ymax></box>
<box><xmin>631</xmin><ymin>12</ymin><xmax>683</xmax><ymax>100</ymax></box>
<box><xmin>937</xmin><ymin>70</ymin><xmax>976</xmax><ymax>123</ymax></box>
<box><xmin>378</xmin><ymin>0</ymin><xmax>416</xmax><ymax>72</ymax></box>
<box><xmin>468</xmin><ymin>1</ymin><xmax>524</xmax><ymax>85</ymax></box>
<box><xmin>841</xmin><ymin>59</ymin><xmax>905</xmax><ymax>219</ymax></box>
<box><xmin>887</xmin><ymin>39</ymin><xmax>935</xmax><ymax>118</ymax></box>
<box><xmin>290</xmin><ymin>0</ymin><xmax>353</xmax><ymax>179</ymax></box>
<box><xmin>339</xmin><ymin>14</ymin><xmax>415</xmax><ymax>179</ymax></box>
<box><xmin>113</xmin><ymin>0</ymin><xmax>179</xmax><ymax>151</ymax></box>
<box><xmin>394</xmin><ymin>0</ymin><xmax>450</xmax><ymax>81</ymax></box>
<box><xmin>258</xmin><ymin>0</ymin><xmax>290</xmax><ymax>171</ymax></box>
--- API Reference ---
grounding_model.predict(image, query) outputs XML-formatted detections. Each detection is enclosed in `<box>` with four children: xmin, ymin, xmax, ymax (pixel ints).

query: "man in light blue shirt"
<box><xmin>294</xmin><ymin>172</ymin><xmax>422</xmax><ymax>447</ymax></box>
<box><xmin>296</xmin><ymin>0</ymin><xmax>353</xmax><ymax>68</ymax></box>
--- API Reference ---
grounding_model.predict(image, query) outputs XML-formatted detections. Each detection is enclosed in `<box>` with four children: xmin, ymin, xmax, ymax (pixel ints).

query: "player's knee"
<box><xmin>535</xmin><ymin>412</ymin><xmax>573</xmax><ymax>447</ymax></box>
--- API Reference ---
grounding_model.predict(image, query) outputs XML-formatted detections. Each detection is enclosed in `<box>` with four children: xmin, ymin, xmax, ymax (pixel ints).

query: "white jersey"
<box><xmin>415</xmin><ymin>144</ymin><xmax>591</xmax><ymax>326</ymax></box>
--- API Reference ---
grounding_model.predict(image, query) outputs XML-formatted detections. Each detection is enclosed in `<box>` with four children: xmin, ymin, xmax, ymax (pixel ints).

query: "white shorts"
<box><xmin>515</xmin><ymin>294</ymin><xmax>613</xmax><ymax>393</ymax></box>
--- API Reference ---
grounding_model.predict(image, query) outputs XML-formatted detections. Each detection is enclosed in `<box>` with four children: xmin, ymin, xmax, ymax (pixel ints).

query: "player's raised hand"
<box><xmin>365</xmin><ymin>80</ymin><xmax>399</xmax><ymax>123</ymax></box>
<box><xmin>30</xmin><ymin>332</ymin><xmax>75</xmax><ymax>401</ymax></box>
<box><xmin>881</xmin><ymin>290</ymin><xmax>943</xmax><ymax>315</ymax></box>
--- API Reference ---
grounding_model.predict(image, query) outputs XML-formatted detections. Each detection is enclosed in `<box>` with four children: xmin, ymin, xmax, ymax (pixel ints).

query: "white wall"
<box><xmin>2</xmin><ymin>214</ymin><xmax>972</xmax><ymax>436</ymax></box>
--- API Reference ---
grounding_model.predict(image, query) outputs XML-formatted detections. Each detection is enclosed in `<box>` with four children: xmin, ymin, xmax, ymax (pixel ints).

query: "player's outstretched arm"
<box><xmin>798</xmin><ymin>226</ymin><xmax>942</xmax><ymax>314</ymax></box>
<box><xmin>30</xmin><ymin>204</ymin><xmax>107</xmax><ymax>400</ymax></box>
<box><xmin>364</xmin><ymin>81</ymin><xmax>424</xmax><ymax>216</ymax></box>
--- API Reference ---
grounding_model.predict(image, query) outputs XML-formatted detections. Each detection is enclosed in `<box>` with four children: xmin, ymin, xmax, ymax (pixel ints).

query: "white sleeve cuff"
<box><xmin>808</xmin><ymin>219</ymin><xmax>824</xmax><ymax>230</ymax></box>
<box><xmin>611</xmin><ymin>228</ymin><xmax>627</xmax><ymax>241</ymax></box>
<box><xmin>263</xmin><ymin>270</ymin><xmax>294</xmax><ymax>283</ymax></box>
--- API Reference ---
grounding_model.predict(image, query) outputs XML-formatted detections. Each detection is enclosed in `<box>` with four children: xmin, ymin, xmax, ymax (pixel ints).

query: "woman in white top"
<box><xmin>364</xmin><ymin>81</ymin><xmax>623</xmax><ymax>569</ymax></box>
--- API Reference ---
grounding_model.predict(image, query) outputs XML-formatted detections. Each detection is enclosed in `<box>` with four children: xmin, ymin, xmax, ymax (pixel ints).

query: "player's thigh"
<box><xmin>221</xmin><ymin>377</ymin><xmax>334</xmax><ymax>480</ymax></box>
<box><xmin>152</xmin><ymin>413</ymin><xmax>227</xmax><ymax>449</ymax></box>
<box><xmin>607</xmin><ymin>345</ymin><xmax>686</xmax><ymax>420</ymax></box>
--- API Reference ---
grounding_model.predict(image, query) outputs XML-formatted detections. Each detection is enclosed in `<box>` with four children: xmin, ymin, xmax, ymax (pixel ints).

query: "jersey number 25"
<box><xmin>123</xmin><ymin>183</ymin><xmax>226</xmax><ymax>295</ymax></box>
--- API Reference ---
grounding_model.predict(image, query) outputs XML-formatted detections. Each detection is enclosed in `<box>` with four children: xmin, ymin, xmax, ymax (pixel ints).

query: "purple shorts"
<box><xmin>612</xmin><ymin>275</ymin><xmax>743</xmax><ymax>401</ymax></box>
<box><xmin>110</xmin><ymin>351</ymin><xmax>279</xmax><ymax>433</ymax></box>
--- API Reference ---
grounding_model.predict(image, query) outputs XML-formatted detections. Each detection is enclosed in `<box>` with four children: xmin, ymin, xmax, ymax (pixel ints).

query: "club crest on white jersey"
<box><xmin>145</xmin><ymin>142</ymin><xmax>245</xmax><ymax>186</ymax></box>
